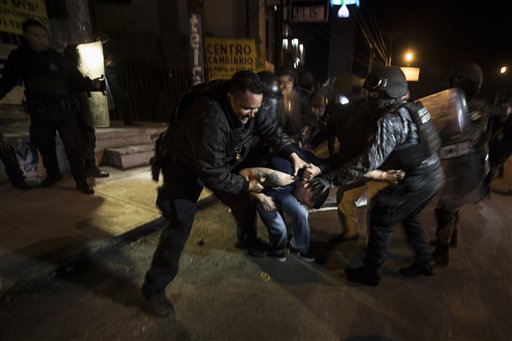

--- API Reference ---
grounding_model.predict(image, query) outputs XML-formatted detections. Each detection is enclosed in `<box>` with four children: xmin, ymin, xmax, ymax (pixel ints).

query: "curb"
<box><xmin>0</xmin><ymin>195</ymin><xmax>219</xmax><ymax>302</ymax></box>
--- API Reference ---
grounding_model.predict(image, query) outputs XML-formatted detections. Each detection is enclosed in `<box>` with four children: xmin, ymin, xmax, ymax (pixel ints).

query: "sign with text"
<box><xmin>291</xmin><ymin>0</ymin><xmax>329</xmax><ymax>23</ymax></box>
<box><xmin>0</xmin><ymin>0</ymin><xmax>49</xmax><ymax>35</ymax></box>
<box><xmin>204</xmin><ymin>37</ymin><xmax>257</xmax><ymax>81</ymax></box>
<box><xmin>189</xmin><ymin>13</ymin><xmax>205</xmax><ymax>85</ymax></box>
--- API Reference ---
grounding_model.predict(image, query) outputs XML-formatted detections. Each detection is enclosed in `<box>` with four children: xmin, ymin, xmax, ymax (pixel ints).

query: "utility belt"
<box><xmin>439</xmin><ymin>140</ymin><xmax>473</xmax><ymax>159</ymax></box>
<box><xmin>26</xmin><ymin>97</ymin><xmax>75</xmax><ymax>114</ymax></box>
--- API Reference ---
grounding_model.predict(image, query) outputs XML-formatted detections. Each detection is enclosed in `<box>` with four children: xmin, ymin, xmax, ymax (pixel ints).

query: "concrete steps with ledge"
<box><xmin>0</xmin><ymin>121</ymin><xmax>167</xmax><ymax>183</ymax></box>
<box><xmin>104</xmin><ymin>143</ymin><xmax>155</xmax><ymax>169</ymax></box>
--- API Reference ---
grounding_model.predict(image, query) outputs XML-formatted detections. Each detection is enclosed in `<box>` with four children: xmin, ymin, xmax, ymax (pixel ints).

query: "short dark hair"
<box><xmin>229</xmin><ymin>70</ymin><xmax>264</xmax><ymax>97</ymax></box>
<box><xmin>276</xmin><ymin>66</ymin><xmax>297</xmax><ymax>80</ymax></box>
<box><xmin>22</xmin><ymin>19</ymin><xmax>47</xmax><ymax>33</ymax></box>
<box><xmin>308</xmin><ymin>176</ymin><xmax>332</xmax><ymax>209</ymax></box>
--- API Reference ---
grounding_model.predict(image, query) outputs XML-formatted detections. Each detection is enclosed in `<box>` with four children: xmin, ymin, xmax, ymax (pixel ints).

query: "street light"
<box><xmin>500</xmin><ymin>66</ymin><xmax>507</xmax><ymax>74</ymax></box>
<box><xmin>404</xmin><ymin>51</ymin><xmax>414</xmax><ymax>65</ymax></box>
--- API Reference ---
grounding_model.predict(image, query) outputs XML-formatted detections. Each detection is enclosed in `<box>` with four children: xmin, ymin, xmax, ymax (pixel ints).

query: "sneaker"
<box><xmin>141</xmin><ymin>287</ymin><xmax>175</xmax><ymax>317</ymax></box>
<box><xmin>270</xmin><ymin>250</ymin><xmax>286</xmax><ymax>263</ymax></box>
<box><xmin>40</xmin><ymin>173</ymin><xmax>63</xmax><ymax>187</ymax></box>
<box><xmin>399</xmin><ymin>261</ymin><xmax>435</xmax><ymax>278</ymax></box>
<box><xmin>289</xmin><ymin>248</ymin><xmax>316</xmax><ymax>263</ymax></box>
<box><xmin>76</xmin><ymin>182</ymin><xmax>95</xmax><ymax>195</ymax></box>
<box><xmin>345</xmin><ymin>265</ymin><xmax>380</xmax><ymax>286</ymax></box>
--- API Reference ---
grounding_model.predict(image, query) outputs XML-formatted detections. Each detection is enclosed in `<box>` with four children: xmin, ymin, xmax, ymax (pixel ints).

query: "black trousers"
<box><xmin>364</xmin><ymin>166</ymin><xmax>445</xmax><ymax>273</ymax></box>
<box><xmin>76</xmin><ymin>114</ymin><xmax>97</xmax><ymax>170</ymax></box>
<box><xmin>144</xmin><ymin>160</ymin><xmax>257</xmax><ymax>292</ymax></box>
<box><xmin>0</xmin><ymin>138</ymin><xmax>26</xmax><ymax>185</ymax></box>
<box><xmin>29</xmin><ymin>110</ymin><xmax>87</xmax><ymax>184</ymax></box>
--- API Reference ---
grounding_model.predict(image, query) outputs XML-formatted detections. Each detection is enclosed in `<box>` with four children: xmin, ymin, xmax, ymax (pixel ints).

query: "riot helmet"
<box><xmin>257</xmin><ymin>71</ymin><xmax>280</xmax><ymax>98</ymax></box>
<box><xmin>364</xmin><ymin>65</ymin><xmax>408</xmax><ymax>112</ymax></box>
<box><xmin>330</xmin><ymin>73</ymin><xmax>364</xmax><ymax>103</ymax></box>
<box><xmin>297</xmin><ymin>69</ymin><xmax>315</xmax><ymax>92</ymax></box>
<box><xmin>449</xmin><ymin>61</ymin><xmax>483</xmax><ymax>100</ymax></box>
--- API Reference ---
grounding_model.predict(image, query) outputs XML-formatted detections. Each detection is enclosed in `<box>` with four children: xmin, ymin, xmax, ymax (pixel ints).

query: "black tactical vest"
<box><xmin>382</xmin><ymin>102</ymin><xmax>441</xmax><ymax>172</ymax></box>
<box><xmin>21</xmin><ymin>49</ymin><xmax>70</xmax><ymax>100</ymax></box>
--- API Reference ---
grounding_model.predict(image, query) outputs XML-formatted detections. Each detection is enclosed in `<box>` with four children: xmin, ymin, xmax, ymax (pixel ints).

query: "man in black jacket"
<box><xmin>0</xmin><ymin>20</ymin><xmax>102</xmax><ymax>194</ymax></box>
<box><xmin>142</xmin><ymin>71</ymin><xmax>307</xmax><ymax>316</ymax></box>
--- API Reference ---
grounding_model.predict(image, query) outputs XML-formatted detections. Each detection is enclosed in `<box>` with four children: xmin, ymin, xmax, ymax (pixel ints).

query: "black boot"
<box><xmin>433</xmin><ymin>243</ymin><xmax>450</xmax><ymax>266</ymax></box>
<box><xmin>450</xmin><ymin>227</ymin><xmax>458</xmax><ymax>248</ymax></box>
<box><xmin>141</xmin><ymin>285</ymin><xmax>175</xmax><ymax>317</ymax></box>
<box><xmin>345</xmin><ymin>265</ymin><xmax>380</xmax><ymax>286</ymax></box>
<box><xmin>40</xmin><ymin>173</ymin><xmax>63</xmax><ymax>187</ymax></box>
<box><xmin>399</xmin><ymin>261</ymin><xmax>435</xmax><ymax>278</ymax></box>
<box><xmin>12</xmin><ymin>181</ymin><xmax>31</xmax><ymax>190</ymax></box>
<box><xmin>76</xmin><ymin>181</ymin><xmax>95</xmax><ymax>195</ymax></box>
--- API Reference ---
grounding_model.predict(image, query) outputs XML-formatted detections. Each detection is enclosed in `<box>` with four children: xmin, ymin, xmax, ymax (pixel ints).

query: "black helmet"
<box><xmin>257</xmin><ymin>71</ymin><xmax>280</xmax><ymax>97</ymax></box>
<box><xmin>364</xmin><ymin>65</ymin><xmax>408</xmax><ymax>99</ymax></box>
<box><xmin>331</xmin><ymin>73</ymin><xmax>363</xmax><ymax>98</ymax></box>
<box><xmin>297</xmin><ymin>69</ymin><xmax>315</xmax><ymax>91</ymax></box>
<box><xmin>449</xmin><ymin>61</ymin><xmax>483</xmax><ymax>98</ymax></box>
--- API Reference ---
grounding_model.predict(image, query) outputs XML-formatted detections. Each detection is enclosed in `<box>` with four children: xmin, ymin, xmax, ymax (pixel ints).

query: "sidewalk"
<box><xmin>0</xmin><ymin>166</ymin><xmax>215</xmax><ymax>298</ymax></box>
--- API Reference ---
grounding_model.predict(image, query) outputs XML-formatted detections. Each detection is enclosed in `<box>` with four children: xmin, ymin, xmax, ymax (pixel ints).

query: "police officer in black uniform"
<box><xmin>305</xmin><ymin>66</ymin><xmax>445</xmax><ymax>286</ymax></box>
<box><xmin>0</xmin><ymin>20</ymin><xmax>103</xmax><ymax>194</ymax></box>
<box><xmin>432</xmin><ymin>62</ymin><xmax>492</xmax><ymax>266</ymax></box>
<box><xmin>141</xmin><ymin>71</ymin><xmax>307</xmax><ymax>316</ymax></box>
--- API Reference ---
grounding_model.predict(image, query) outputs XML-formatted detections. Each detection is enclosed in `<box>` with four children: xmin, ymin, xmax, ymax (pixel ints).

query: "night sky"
<box><xmin>352</xmin><ymin>0</ymin><xmax>512</xmax><ymax>98</ymax></box>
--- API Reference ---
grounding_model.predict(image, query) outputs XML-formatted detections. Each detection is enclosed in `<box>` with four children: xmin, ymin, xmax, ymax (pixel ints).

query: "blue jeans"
<box><xmin>256</xmin><ymin>191</ymin><xmax>310</xmax><ymax>254</ymax></box>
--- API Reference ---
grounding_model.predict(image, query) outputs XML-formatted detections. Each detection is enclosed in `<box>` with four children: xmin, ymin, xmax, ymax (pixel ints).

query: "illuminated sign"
<box><xmin>189</xmin><ymin>13</ymin><xmax>205</xmax><ymax>85</ymax></box>
<box><xmin>330</xmin><ymin>0</ymin><xmax>360</xmax><ymax>6</ymax></box>
<box><xmin>204</xmin><ymin>37</ymin><xmax>257</xmax><ymax>80</ymax></box>
<box><xmin>291</xmin><ymin>0</ymin><xmax>329</xmax><ymax>23</ymax></box>
<box><xmin>0</xmin><ymin>0</ymin><xmax>48</xmax><ymax>35</ymax></box>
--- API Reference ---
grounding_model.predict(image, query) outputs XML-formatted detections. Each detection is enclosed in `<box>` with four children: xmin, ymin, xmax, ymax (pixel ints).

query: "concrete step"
<box><xmin>104</xmin><ymin>143</ymin><xmax>155</xmax><ymax>169</ymax></box>
<box><xmin>94</xmin><ymin>124</ymin><xmax>166</xmax><ymax>166</ymax></box>
<box><xmin>0</xmin><ymin>123</ymin><xmax>167</xmax><ymax>184</ymax></box>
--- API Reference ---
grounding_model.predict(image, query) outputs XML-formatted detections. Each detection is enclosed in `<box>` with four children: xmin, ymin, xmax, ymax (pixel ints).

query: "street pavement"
<box><xmin>0</xmin><ymin>151</ymin><xmax>511</xmax><ymax>340</ymax></box>
<box><xmin>0</xmin><ymin>181</ymin><xmax>510</xmax><ymax>340</ymax></box>
<box><xmin>0</xmin><ymin>166</ymin><xmax>214</xmax><ymax>297</ymax></box>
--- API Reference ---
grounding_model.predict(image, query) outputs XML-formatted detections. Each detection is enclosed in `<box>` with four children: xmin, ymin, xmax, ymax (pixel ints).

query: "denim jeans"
<box><xmin>256</xmin><ymin>191</ymin><xmax>310</xmax><ymax>254</ymax></box>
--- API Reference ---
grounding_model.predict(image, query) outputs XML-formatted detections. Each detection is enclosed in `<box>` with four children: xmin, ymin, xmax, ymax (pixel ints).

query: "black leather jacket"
<box><xmin>333</xmin><ymin>102</ymin><xmax>443</xmax><ymax>188</ymax></box>
<box><xmin>164</xmin><ymin>80</ymin><xmax>294</xmax><ymax>195</ymax></box>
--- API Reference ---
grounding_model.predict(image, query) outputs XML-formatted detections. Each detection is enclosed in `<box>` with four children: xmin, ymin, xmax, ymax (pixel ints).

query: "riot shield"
<box><xmin>418</xmin><ymin>88</ymin><xmax>470</xmax><ymax>146</ymax></box>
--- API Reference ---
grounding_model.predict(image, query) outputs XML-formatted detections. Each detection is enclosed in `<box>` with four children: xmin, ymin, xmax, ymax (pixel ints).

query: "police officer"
<box><xmin>310</xmin><ymin>73</ymin><xmax>390</xmax><ymax>243</ymax></box>
<box><xmin>141</xmin><ymin>71</ymin><xmax>307</xmax><ymax>316</ymax></box>
<box><xmin>0</xmin><ymin>132</ymin><xmax>30</xmax><ymax>190</ymax></box>
<box><xmin>305</xmin><ymin>66</ymin><xmax>445</xmax><ymax>286</ymax></box>
<box><xmin>0</xmin><ymin>20</ymin><xmax>102</xmax><ymax>194</ymax></box>
<box><xmin>432</xmin><ymin>62</ymin><xmax>492</xmax><ymax>266</ymax></box>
